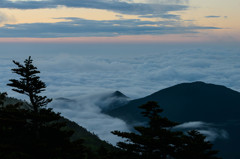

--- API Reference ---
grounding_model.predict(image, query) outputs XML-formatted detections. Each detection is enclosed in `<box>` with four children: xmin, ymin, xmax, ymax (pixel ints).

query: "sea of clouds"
<box><xmin>0</xmin><ymin>43</ymin><xmax>239</xmax><ymax>144</ymax></box>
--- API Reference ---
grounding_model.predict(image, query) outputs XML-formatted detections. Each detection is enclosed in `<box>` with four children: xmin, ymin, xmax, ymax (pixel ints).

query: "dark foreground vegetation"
<box><xmin>0</xmin><ymin>57</ymin><xmax>221</xmax><ymax>159</ymax></box>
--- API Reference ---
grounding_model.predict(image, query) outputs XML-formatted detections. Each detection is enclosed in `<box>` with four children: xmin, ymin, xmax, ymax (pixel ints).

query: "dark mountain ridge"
<box><xmin>107</xmin><ymin>81</ymin><xmax>240</xmax><ymax>124</ymax></box>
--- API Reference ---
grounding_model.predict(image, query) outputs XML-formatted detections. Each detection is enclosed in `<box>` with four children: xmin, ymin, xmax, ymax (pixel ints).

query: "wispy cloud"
<box><xmin>0</xmin><ymin>11</ymin><xmax>15</xmax><ymax>24</ymax></box>
<box><xmin>174</xmin><ymin>121</ymin><xmax>207</xmax><ymax>129</ymax></box>
<box><xmin>0</xmin><ymin>12</ymin><xmax>7</xmax><ymax>23</ymax></box>
<box><xmin>0</xmin><ymin>18</ymin><xmax>220</xmax><ymax>37</ymax></box>
<box><xmin>174</xmin><ymin>121</ymin><xmax>229</xmax><ymax>141</ymax></box>
<box><xmin>0</xmin><ymin>0</ymin><xmax>223</xmax><ymax>38</ymax></box>
<box><xmin>1</xmin><ymin>0</ymin><xmax>188</xmax><ymax>18</ymax></box>
<box><xmin>205</xmin><ymin>15</ymin><xmax>221</xmax><ymax>18</ymax></box>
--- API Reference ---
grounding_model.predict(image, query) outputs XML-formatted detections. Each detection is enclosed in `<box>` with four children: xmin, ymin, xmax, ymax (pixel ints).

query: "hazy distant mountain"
<box><xmin>55</xmin><ymin>91</ymin><xmax>129</xmax><ymax>112</ymax></box>
<box><xmin>106</xmin><ymin>81</ymin><xmax>240</xmax><ymax>158</ymax></box>
<box><xmin>111</xmin><ymin>91</ymin><xmax>128</xmax><ymax>98</ymax></box>
<box><xmin>98</xmin><ymin>91</ymin><xmax>129</xmax><ymax>112</ymax></box>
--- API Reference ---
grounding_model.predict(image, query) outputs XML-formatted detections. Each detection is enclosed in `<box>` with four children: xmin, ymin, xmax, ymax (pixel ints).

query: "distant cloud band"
<box><xmin>0</xmin><ymin>18</ymin><xmax>220</xmax><ymax>37</ymax></box>
<box><xmin>205</xmin><ymin>16</ymin><xmax>221</xmax><ymax>18</ymax></box>
<box><xmin>1</xmin><ymin>0</ymin><xmax>187</xmax><ymax>18</ymax></box>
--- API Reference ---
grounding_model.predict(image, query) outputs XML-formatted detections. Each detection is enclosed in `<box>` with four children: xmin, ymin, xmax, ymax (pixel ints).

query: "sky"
<box><xmin>0</xmin><ymin>0</ymin><xmax>240</xmax><ymax>145</ymax></box>
<box><xmin>0</xmin><ymin>0</ymin><xmax>239</xmax><ymax>43</ymax></box>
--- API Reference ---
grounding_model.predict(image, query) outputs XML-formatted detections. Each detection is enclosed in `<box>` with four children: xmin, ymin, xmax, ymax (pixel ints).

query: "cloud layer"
<box><xmin>1</xmin><ymin>44</ymin><xmax>240</xmax><ymax>99</ymax></box>
<box><xmin>1</xmin><ymin>0</ymin><xmax>187</xmax><ymax>18</ymax></box>
<box><xmin>49</xmin><ymin>93</ymin><xmax>130</xmax><ymax>145</ymax></box>
<box><xmin>1</xmin><ymin>44</ymin><xmax>239</xmax><ymax>143</ymax></box>
<box><xmin>0</xmin><ymin>18</ymin><xmax>219</xmax><ymax>37</ymax></box>
<box><xmin>0</xmin><ymin>0</ymin><xmax>220</xmax><ymax>37</ymax></box>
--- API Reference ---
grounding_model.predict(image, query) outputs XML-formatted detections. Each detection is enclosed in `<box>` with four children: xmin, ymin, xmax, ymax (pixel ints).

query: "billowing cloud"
<box><xmin>48</xmin><ymin>93</ymin><xmax>130</xmax><ymax>145</ymax></box>
<box><xmin>0</xmin><ymin>18</ymin><xmax>219</xmax><ymax>37</ymax></box>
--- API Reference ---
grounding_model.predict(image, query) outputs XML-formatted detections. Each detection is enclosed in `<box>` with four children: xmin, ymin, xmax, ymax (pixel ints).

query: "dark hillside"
<box><xmin>106</xmin><ymin>81</ymin><xmax>240</xmax><ymax>158</ymax></box>
<box><xmin>107</xmin><ymin>81</ymin><xmax>240</xmax><ymax>124</ymax></box>
<box><xmin>2</xmin><ymin>97</ymin><xmax>114</xmax><ymax>152</ymax></box>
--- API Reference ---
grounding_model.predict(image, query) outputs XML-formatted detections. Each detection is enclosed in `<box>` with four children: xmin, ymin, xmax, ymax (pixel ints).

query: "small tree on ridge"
<box><xmin>7</xmin><ymin>56</ymin><xmax>52</xmax><ymax>113</ymax></box>
<box><xmin>7</xmin><ymin>56</ymin><xmax>52</xmax><ymax>138</ymax></box>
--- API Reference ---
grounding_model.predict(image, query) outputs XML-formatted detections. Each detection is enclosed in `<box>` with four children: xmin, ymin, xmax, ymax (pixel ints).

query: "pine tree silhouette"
<box><xmin>175</xmin><ymin>130</ymin><xmax>221</xmax><ymax>159</ymax></box>
<box><xmin>7</xmin><ymin>56</ymin><xmax>52</xmax><ymax>113</ymax></box>
<box><xmin>112</xmin><ymin>101</ymin><xmax>182</xmax><ymax>159</ymax></box>
<box><xmin>2</xmin><ymin>57</ymin><xmax>88</xmax><ymax>159</ymax></box>
<box><xmin>112</xmin><ymin>101</ymin><xmax>221</xmax><ymax>159</ymax></box>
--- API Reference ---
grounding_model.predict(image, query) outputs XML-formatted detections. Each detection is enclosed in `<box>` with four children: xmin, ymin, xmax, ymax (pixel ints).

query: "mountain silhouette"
<box><xmin>107</xmin><ymin>81</ymin><xmax>240</xmax><ymax>124</ymax></box>
<box><xmin>111</xmin><ymin>91</ymin><xmax>129</xmax><ymax>98</ymax></box>
<box><xmin>106</xmin><ymin>81</ymin><xmax>240</xmax><ymax>158</ymax></box>
<box><xmin>97</xmin><ymin>91</ymin><xmax>129</xmax><ymax>112</ymax></box>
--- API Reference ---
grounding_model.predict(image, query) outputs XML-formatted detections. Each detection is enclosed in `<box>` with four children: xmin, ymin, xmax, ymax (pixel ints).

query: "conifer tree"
<box><xmin>112</xmin><ymin>101</ymin><xmax>221</xmax><ymax>159</ymax></box>
<box><xmin>112</xmin><ymin>101</ymin><xmax>182</xmax><ymax>159</ymax></box>
<box><xmin>175</xmin><ymin>130</ymin><xmax>221</xmax><ymax>159</ymax></box>
<box><xmin>7</xmin><ymin>56</ymin><xmax>52</xmax><ymax>113</ymax></box>
<box><xmin>7</xmin><ymin>56</ymin><xmax>52</xmax><ymax>138</ymax></box>
<box><xmin>4</xmin><ymin>57</ymin><xmax>88</xmax><ymax>159</ymax></box>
